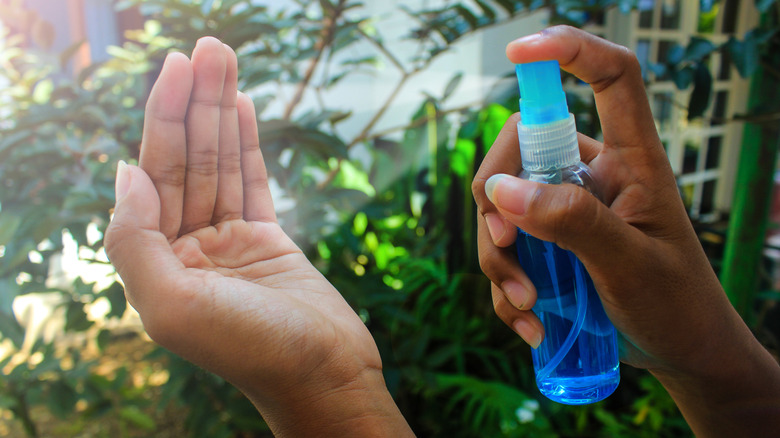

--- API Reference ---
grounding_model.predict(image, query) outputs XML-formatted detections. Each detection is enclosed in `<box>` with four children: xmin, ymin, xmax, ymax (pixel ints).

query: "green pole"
<box><xmin>720</xmin><ymin>60</ymin><xmax>780</xmax><ymax>325</ymax></box>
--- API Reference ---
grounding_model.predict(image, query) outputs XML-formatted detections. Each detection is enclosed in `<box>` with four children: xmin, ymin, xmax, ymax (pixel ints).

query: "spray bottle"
<box><xmin>514</xmin><ymin>60</ymin><xmax>620</xmax><ymax>405</ymax></box>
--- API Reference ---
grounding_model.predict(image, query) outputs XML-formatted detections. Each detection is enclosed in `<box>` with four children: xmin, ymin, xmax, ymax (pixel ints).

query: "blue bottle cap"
<box><xmin>514</xmin><ymin>60</ymin><xmax>580</xmax><ymax>170</ymax></box>
<box><xmin>516</xmin><ymin>60</ymin><xmax>569</xmax><ymax>125</ymax></box>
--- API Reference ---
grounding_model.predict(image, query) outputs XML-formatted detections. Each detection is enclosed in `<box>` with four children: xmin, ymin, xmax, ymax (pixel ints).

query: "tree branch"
<box><xmin>760</xmin><ymin>59</ymin><xmax>780</xmax><ymax>81</ymax></box>
<box><xmin>347</xmin><ymin>71</ymin><xmax>415</xmax><ymax>148</ymax></box>
<box><xmin>357</xmin><ymin>26</ymin><xmax>406</xmax><ymax>73</ymax></box>
<box><xmin>362</xmin><ymin>101</ymin><xmax>478</xmax><ymax>142</ymax></box>
<box><xmin>283</xmin><ymin>0</ymin><xmax>348</xmax><ymax>120</ymax></box>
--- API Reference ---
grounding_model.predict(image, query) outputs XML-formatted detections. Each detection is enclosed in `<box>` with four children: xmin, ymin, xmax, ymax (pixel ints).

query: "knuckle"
<box><xmin>616</xmin><ymin>45</ymin><xmax>642</xmax><ymax>76</ymax></box>
<box><xmin>243</xmin><ymin>171</ymin><xmax>270</xmax><ymax>193</ymax></box>
<box><xmin>471</xmin><ymin>176</ymin><xmax>487</xmax><ymax>203</ymax></box>
<box><xmin>491</xmin><ymin>289</ymin><xmax>517</xmax><ymax>324</ymax></box>
<box><xmin>149</xmin><ymin>161</ymin><xmax>187</xmax><ymax>188</ymax></box>
<box><xmin>187</xmin><ymin>148</ymin><xmax>220</xmax><ymax>174</ymax></box>
<box><xmin>542</xmin><ymin>186</ymin><xmax>594</xmax><ymax>242</ymax></box>
<box><xmin>543</xmin><ymin>24</ymin><xmax>576</xmax><ymax>36</ymax></box>
<box><xmin>217</xmin><ymin>155</ymin><xmax>242</xmax><ymax>174</ymax></box>
<box><xmin>492</xmin><ymin>291</ymin><xmax>505</xmax><ymax>314</ymax></box>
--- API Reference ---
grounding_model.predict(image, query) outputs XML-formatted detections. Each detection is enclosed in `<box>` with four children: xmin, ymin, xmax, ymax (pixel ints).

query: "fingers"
<box><xmin>180</xmin><ymin>37</ymin><xmax>228</xmax><ymax>236</ymax></box>
<box><xmin>238</xmin><ymin>93</ymin><xmax>277</xmax><ymax>222</ymax></box>
<box><xmin>492</xmin><ymin>284</ymin><xmax>543</xmax><ymax>348</ymax></box>
<box><xmin>506</xmin><ymin>25</ymin><xmax>659</xmax><ymax>151</ymax></box>
<box><xmin>478</xmin><ymin>217</ymin><xmax>536</xmax><ymax>307</ymax></box>
<box><xmin>140</xmin><ymin>37</ymin><xmax>277</xmax><ymax>237</ymax></box>
<box><xmin>212</xmin><ymin>44</ymin><xmax>244</xmax><ymax>223</ymax></box>
<box><xmin>105</xmin><ymin>163</ymin><xmax>186</xmax><ymax>312</ymax></box>
<box><xmin>139</xmin><ymin>52</ymin><xmax>193</xmax><ymax>240</ymax></box>
<box><xmin>472</xmin><ymin>113</ymin><xmax>602</xmax><ymax>249</ymax></box>
<box><xmin>484</xmin><ymin>173</ymin><xmax>644</xmax><ymax>277</ymax></box>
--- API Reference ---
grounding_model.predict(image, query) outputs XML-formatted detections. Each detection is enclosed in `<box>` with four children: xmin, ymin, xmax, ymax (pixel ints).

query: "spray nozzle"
<box><xmin>516</xmin><ymin>60</ymin><xmax>569</xmax><ymax>125</ymax></box>
<box><xmin>514</xmin><ymin>60</ymin><xmax>580</xmax><ymax>171</ymax></box>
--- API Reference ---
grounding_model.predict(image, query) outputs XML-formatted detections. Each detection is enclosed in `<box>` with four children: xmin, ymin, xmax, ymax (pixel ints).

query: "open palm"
<box><xmin>104</xmin><ymin>38</ymin><xmax>380</xmax><ymax>408</ymax></box>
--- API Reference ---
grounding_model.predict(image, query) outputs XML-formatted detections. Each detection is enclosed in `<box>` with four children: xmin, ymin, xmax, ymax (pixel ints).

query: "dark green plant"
<box><xmin>0</xmin><ymin>4</ymin><xmax>156</xmax><ymax>435</ymax></box>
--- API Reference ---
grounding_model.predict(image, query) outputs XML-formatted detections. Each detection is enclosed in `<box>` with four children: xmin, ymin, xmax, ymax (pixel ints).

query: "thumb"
<box><xmin>105</xmin><ymin>161</ymin><xmax>184</xmax><ymax>310</ymax></box>
<box><xmin>110</xmin><ymin>161</ymin><xmax>162</xmax><ymax>233</ymax></box>
<box><xmin>484</xmin><ymin>173</ymin><xmax>644</xmax><ymax>272</ymax></box>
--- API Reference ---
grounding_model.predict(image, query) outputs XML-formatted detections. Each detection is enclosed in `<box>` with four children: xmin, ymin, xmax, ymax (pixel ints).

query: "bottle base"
<box><xmin>537</xmin><ymin>370</ymin><xmax>620</xmax><ymax>405</ymax></box>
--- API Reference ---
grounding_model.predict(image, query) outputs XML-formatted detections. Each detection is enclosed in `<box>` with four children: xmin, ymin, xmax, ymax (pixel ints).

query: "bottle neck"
<box><xmin>519</xmin><ymin>162</ymin><xmax>599</xmax><ymax>196</ymax></box>
<box><xmin>521</xmin><ymin>168</ymin><xmax>565</xmax><ymax>184</ymax></box>
<box><xmin>517</xmin><ymin>114</ymin><xmax>580</xmax><ymax>172</ymax></box>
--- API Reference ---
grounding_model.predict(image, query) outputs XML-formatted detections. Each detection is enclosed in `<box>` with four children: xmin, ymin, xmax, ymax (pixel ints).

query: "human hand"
<box><xmin>473</xmin><ymin>26</ymin><xmax>779</xmax><ymax>435</ymax></box>
<box><xmin>105</xmin><ymin>37</ymin><xmax>411</xmax><ymax>437</ymax></box>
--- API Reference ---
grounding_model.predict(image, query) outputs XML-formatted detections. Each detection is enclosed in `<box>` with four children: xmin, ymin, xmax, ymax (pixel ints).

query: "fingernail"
<box><xmin>510</xmin><ymin>33</ymin><xmax>542</xmax><ymax>46</ymax></box>
<box><xmin>503</xmin><ymin>281</ymin><xmax>529</xmax><ymax>310</ymax></box>
<box><xmin>485</xmin><ymin>174</ymin><xmax>533</xmax><ymax>216</ymax></box>
<box><xmin>115</xmin><ymin>160</ymin><xmax>130</xmax><ymax>202</ymax></box>
<box><xmin>513</xmin><ymin>318</ymin><xmax>542</xmax><ymax>349</ymax></box>
<box><xmin>485</xmin><ymin>174</ymin><xmax>509</xmax><ymax>204</ymax></box>
<box><xmin>484</xmin><ymin>213</ymin><xmax>506</xmax><ymax>243</ymax></box>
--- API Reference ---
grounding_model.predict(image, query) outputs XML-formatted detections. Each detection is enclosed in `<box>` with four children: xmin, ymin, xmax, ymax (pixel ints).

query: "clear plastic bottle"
<box><xmin>513</xmin><ymin>61</ymin><xmax>619</xmax><ymax>405</ymax></box>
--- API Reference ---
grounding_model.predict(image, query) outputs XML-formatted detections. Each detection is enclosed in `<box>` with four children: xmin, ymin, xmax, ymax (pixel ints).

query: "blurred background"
<box><xmin>0</xmin><ymin>0</ymin><xmax>778</xmax><ymax>436</ymax></box>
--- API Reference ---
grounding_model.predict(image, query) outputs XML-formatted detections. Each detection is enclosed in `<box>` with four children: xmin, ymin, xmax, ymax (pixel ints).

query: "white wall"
<box><xmin>259</xmin><ymin>1</ymin><xmax>550</xmax><ymax>141</ymax></box>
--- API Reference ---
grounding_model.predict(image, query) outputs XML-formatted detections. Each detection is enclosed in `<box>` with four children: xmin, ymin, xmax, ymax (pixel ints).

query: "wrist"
<box><xmin>242</xmin><ymin>364</ymin><xmax>414</xmax><ymax>437</ymax></box>
<box><xmin>648</xmin><ymin>306</ymin><xmax>780</xmax><ymax>436</ymax></box>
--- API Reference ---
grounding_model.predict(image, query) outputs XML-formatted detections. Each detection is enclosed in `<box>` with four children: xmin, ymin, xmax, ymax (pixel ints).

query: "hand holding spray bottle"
<box><xmin>513</xmin><ymin>60</ymin><xmax>620</xmax><ymax>405</ymax></box>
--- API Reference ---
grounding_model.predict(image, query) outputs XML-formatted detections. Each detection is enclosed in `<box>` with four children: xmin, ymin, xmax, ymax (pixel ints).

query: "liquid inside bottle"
<box><xmin>510</xmin><ymin>59</ymin><xmax>620</xmax><ymax>404</ymax></box>
<box><xmin>516</xmin><ymin>229</ymin><xmax>620</xmax><ymax>404</ymax></box>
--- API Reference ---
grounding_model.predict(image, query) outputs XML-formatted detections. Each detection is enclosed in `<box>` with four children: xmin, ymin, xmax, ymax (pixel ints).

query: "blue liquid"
<box><xmin>516</xmin><ymin>229</ymin><xmax>619</xmax><ymax>404</ymax></box>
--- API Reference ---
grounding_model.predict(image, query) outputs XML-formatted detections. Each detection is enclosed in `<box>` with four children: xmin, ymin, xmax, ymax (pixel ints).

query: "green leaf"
<box><xmin>103</xmin><ymin>281</ymin><xmax>128</xmax><ymax>318</ymax></box>
<box><xmin>0</xmin><ymin>394</ymin><xmax>17</xmax><ymax>410</ymax></box>
<box><xmin>683</xmin><ymin>37</ymin><xmax>716</xmax><ymax>62</ymax></box>
<box><xmin>475</xmin><ymin>0</ymin><xmax>497</xmax><ymax>20</ymax></box>
<box><xmin>671</xmin><ymin>65</ymin><xmax>694</xmax><ymax>89</ymax></box>
<box><xmin>120</xmin><ymin>405</ymin><xmax>157</xmax><ymax>431</ymax></box>
<box><xmin>493</xmin><ymin>0</ymin><xmax>518</xmax><ymax>14</ymax></box>
<box><xmin>666</xmin><ymin>43</ymin><xmax>684</xmax><ymax>64</ymax></box>
<box><xmin>297</xmin><ymin>110</ymin><xmax>351</xmax><ymax>128</ymax></box>
<box><xmin>0</xmin><ymin>310</ymin><xmax>24</xmax><ymax>348</ymax></box>
<box><xmin>687</xmin><ymin>63</ymin><xmax>712</xmax><ymax>120</ymax></box>
<box><xmin>77</xmin><ymin>62</ymin><xmax>105</xmax><ymax>85</ymax></box>
<box><xmin>648</xmin><ymin>63</ymin><xmax>667</xmax><ymax>79</ymax></box>
<box><xmin>451</xmin><ymin>138</ymin><xmax>476</xmax><ymax>178</ymax></box>
<box><xmin>47</xmin><ymin>380</ymin><xmax>79</xmax><ymax>418</ymax></box>
<box><xmin>96</xmin><ymin>329</ymin><xmax>112</xmax><ymax>351</ymax></box>
<box><xmin>0</xmin><ymin>214</ymin><xmax>22</xmax><ymax>247</ymax></box>
<box><xmin>755</xmin><ymin>0</ymin><xmax>779</xmax><ymax>13</ymax></box>
<box><xmin>32</xmin><ymin>79</ymin><xmax>54</xmax><ymax>104</ymax></box>
<box><xmin>0</xmin><ymin>279</ymin><xmax>18</xmax><ymax>314</ymax></box>
<box><xmin>59</xmin><ymin>39</ymin><xmax>86</xmax><ymax>70</ymax></box>
<box><xmin>757</xmin><ymin>290</ymin><xmax>780</xmax><ymax>301</ymax></box>
<box><xmin>441</xmin><ymin>72</ymin><xmax>463</xmax><ymax>102</ymax></box>
<box><xmin>353</xmin><ymin>212</ymin><xmax>368</xmax><ymax>236</ymax></box>
<box><xmin>454</xmin><ymin>5</ymin><xmax>479</xmax><ymax>29</ymax></box>
<box><xmin>480</xmin><ymin>104</ymin><xmax>512</xmax><ymax>151</ymax></box>
<box><xmin>726</xmin><ymin>35</ymin><xmax>759</xmax><ymax>78</ymax></box>
<box><xmin>65</xmin><ymin>300</ymin><xmax>93</xmax><ymax>332</ymax></box>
